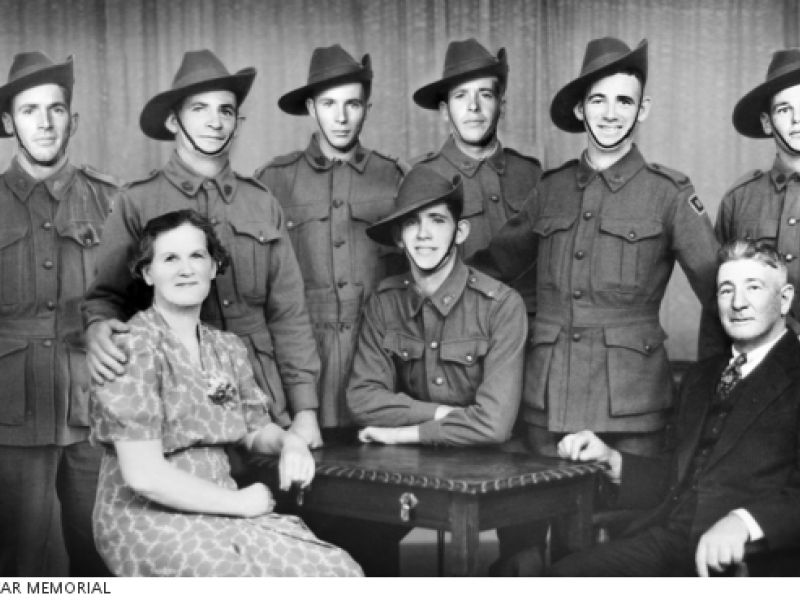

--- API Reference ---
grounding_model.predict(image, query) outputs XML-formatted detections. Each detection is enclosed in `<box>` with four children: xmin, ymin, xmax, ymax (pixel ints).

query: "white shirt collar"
<box><xmin>731</xmin><ymin>329</ymin><xmax>787</xmax><ymax>379</ymax></box>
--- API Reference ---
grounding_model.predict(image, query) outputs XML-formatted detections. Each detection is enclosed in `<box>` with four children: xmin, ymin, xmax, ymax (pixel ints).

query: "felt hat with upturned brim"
<box><xmin>733</xmin><ymin>49</ymin><xmax>800</xmax><ymax>138</ymax></box>
<box><xmin>278</xmin><ymin>45</ymin><xmax>372</xmax><ymax>116</ymax></box>
<box><xmin>139</xmin><ymin>49</ymin><xmax>256</xmax><ymax>140</ymax></box>
<box><xmin>367</xmin><ymin>166</ymin><xmax>463</xmax><ymax>247</ymax></box>
<box><xmin>550</xmin><ymin>37</ymin><xmax>648</xmax><ymax>133</ymax></box>
<box><xmin>0</xmin><ymin>52</ymin><xmax>74</xmax><ymax>138</ymax></box>
<box><xmin>413</xmin><ymin>38</ymin><xmax>508</xmax><ymax>110</ymax></box>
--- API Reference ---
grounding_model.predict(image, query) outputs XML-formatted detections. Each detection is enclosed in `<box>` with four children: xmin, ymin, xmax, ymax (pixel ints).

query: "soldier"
<box><xmin>343</xmin><ymin>165</ymin><xmax>526</xmax><ymax>574</ymax></box>
<box><xmin>474</xmin><ymin>37</ymin><xmax>721</xmax><ymax>573</ymax></box>
<box><xmin>0</xmin><ymin>52</ymin><xmax>119</xmax><ymax>576</ymax></box>
<box><xmin>255</xmin><ymin>45</ymin><xmax>404</xmax><ymax>440</ymax></box>
<box><xmin>412</xmin><ymin>38</ymin><xmax>541</xmax><ymax>317</ymax></box>
<box><xmin>713</xmin><ymin>48</ymin><xmax>800</xmax><ymax>351</ymax></box>
<box><xmin>83</xmin><ymin>50</ymin><xmax>323</xmax><ymax>449</ymax></box>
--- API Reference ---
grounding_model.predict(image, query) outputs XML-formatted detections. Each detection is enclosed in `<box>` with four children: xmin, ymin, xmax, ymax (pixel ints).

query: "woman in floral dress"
<box><xmin>90</xmin><ymin>209</ymin><xmax>362</xmax><ymax>577</ymax></box>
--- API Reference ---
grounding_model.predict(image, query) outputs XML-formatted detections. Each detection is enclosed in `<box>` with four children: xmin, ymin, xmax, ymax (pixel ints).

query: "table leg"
<box><xmin>448</xmin><ymin>496</ymin><xmax>480</xmax><ymax>576</ymax></box>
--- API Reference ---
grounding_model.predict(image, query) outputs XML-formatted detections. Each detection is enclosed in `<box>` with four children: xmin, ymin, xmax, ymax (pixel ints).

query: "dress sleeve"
<box><xmin>90</xmin><ymin>328</ymin><xmax>163</xmax><ymax>442</ymax></box>
<box><xmin>230</xmin><ymin>336</ymin><xmax>273</xmax><ymax>432</ymax></box>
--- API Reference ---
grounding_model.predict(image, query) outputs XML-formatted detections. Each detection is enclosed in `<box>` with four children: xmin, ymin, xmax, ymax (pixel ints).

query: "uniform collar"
<box><xmin>769</xmin><ymin>155</ymin><xmax>800</xmax><ymax>191</ymax></box>
<box><xmin>163</xmin><ymin>151</ymin><xmax>238</xmax><ymax>203</ymax></box>
<box><xmin>440</xmin><ymin>135</ymin><xmax>505</xmax><ymax>177</ymax></box>
<box><xmin>303</xmin><ymin>132</ymin><xmax>369</xmax><ymax>173</ymax></box>
<box><xmin>6</xmin><ymin>157</ymin><xmax>77</xmax><ymax>203</ymax></box>
<box><xmin>405</xmin><ymin>258</ymin><xmax>469</xmax><ymax>318</ymax></box>
<box><xmin>576</xmin><ymin>144</ymin><xmax>646</xmax><ymax>191</ymax></box>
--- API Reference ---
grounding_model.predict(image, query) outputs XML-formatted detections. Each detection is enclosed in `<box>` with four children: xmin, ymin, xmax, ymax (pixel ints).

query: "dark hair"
<box><xmin>129</xmin><ymin>209</ymin><xmax>231</xmax><ymax>282</ymax></box>
<box><xmin>717</xmin><ymin>239</ymin><xmax>788</xmax><ymax>280</ymax></box>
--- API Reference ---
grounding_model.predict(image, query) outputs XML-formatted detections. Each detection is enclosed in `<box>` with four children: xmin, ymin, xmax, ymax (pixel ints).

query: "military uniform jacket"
<box><xmin>716</xmin><ymin>157</ymin><xmax>800</xmax><ymax>321</ymax></box>
<box><xmin>0</xmin><ymin>158</ymin><xmax>119</xmax><ymax>446</ymax></box>
<box><xmin>255</xmin><ymin>134</ymin><xmax>404</xmax><ymax>428</ymax></box>
<box><xmin>414</xmin><ymin>136</ymin><xmax>542</xmax><ymax>312</ymax></box>
<box><xmin>83</xmin><ymin>152</ymin><xmax>319</xmax><ymax>427</ymax></box>
<box><xmin>525</xmin><ymin>145</ymin><xmax>719</xmax><ymax>433</ymax></box>
<box><xmin>346</xmin><ymin>259</ymin><xmax>527</xmax><ymax>446</ymax></box>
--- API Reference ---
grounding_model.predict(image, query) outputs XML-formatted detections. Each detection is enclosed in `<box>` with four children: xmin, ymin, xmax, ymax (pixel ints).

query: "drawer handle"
<box><xmin>399</xmin><ymin>492</ymin><xmax>418</xmax><ymax>522</ymax></box>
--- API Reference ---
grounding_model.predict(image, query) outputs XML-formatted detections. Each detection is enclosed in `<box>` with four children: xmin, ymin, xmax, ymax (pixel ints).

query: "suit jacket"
<box><xmin>615</xmin><ymin>331</ymin><xmax>800</xmax><ymax>551</ymax></box>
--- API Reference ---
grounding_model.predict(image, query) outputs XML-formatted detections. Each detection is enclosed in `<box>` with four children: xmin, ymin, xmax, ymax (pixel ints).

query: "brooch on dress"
<box><xmin>206</xmin><ymin>375</ymin><xmax>237</xmax><ymax>409</ymax></box>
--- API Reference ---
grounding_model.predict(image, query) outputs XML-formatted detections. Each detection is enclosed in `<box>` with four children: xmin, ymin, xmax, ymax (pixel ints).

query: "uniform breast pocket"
<box><xmin>56</xmin><ymin>219</ymin><xmax>104</xmax><ymax>294</ymax></box>
<box><xmin>439</xmin><ymin>337</ymin><xmax>490</xmax><ymax>400</ymax></box>
<box><xmin>0</xmin><ymin>225</ymin><xmax>29</xmax><ymax>307</ymax></box>
<box><xmin>532</xmin><ymin>214</ymin><xmax>577</xmax><ymax>290</ymax></box>
<box><xmin>349</xmin><ymin>197</ymin><xmax>396</xmax><ymax>286</ymax></box>
<box><xmin>736</xmin><ymin>218</ymin><xmax>778</xmax><ymax>245</ymax></box>
<box><xmin>229</xmin><ymin>220</ymin><xmax>280</xmax><ymax>300</ymax></box>
<box><xmin>381</xmin><ymin>330</ymin><xmax>425</xmax><ymax>398</ymax></box>
<box><xmin>593</xmin><ymin>218</ymin><xmax>664</xmax><ymax>291</ymax></box>
<box><xmin>0</xmin><ymin>337</ymin><xmax>28</xmax><ymax>425</ymax></box>
<box><xmin>285</xmin><ymin>203</ymin><xmax>331</xmax><ymax>290</ymax></box>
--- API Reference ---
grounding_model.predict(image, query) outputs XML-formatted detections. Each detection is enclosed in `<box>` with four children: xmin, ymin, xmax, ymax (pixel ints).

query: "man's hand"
<box><xmin>289</xmin><ymin>410</ymin><xmax>323</xmax><ymax>449</ymax></box>
<box><xmin>695</xmin><ymin>513</ymin><xmax>750</xmax><ymax>577</ymax></box>
<box><xmin>278</xmin><ymin>431</ymin><xmax>315</xmax><ymax>491</ymax></box>
<box><xmin>358</xmin><ymin>425</ymin><xmax>419</xmax><ymax>445</ymax></box>
<box><xmin>557</xmin><ymin>430</ymin><xmax>622</xmax><ymax>481</ymax></box>
<box><xmin>86</xmin><ymin>319</ymin><xmax>130</xmax><ymax>384</ymax></box>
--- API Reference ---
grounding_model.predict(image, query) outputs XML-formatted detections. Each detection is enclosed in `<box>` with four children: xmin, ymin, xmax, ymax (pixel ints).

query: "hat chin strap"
<box><xmin>175</xmin><ymin>113</ymin><xmax>237</xmax><ymax>157</ymax></box>
<box><xmin>12</xmin><ymin>115</ymin><xmax>71</xmax><ymax>168</ymax></box>
<box><xmin>770</xmin><ymin>115</ymin><xmax>800</xmax><ymax>157</ymax></box>
<box><xmin>583</xmin><ymin>101</ymin><xmax>641</xmax><ymax>152</ymax></box>
<box><xmin>405</xmin><ymin>228</ymin><xmax>458</xmax><ymax>276</ymax></box>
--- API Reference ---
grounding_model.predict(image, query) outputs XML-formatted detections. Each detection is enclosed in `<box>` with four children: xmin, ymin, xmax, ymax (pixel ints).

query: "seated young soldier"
<box><xmin>347</xmin><ymin>164</ymin><xmax>526</xmax><ymax>446</ymax></box>
<box><xmin>548</xmin><ymin>240</ymin><xmax>800</xmax><ymax>576</ymax></box>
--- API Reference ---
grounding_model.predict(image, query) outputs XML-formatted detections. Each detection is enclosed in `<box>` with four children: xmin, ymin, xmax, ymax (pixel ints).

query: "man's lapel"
<box><xmin>676</xmin><ymin>359</ymin><xmax>724</xmax><ymax>480</ymax></box>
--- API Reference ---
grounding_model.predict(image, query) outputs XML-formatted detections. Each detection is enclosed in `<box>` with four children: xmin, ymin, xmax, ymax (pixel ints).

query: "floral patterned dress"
<box><xmin>90</xmin><ymin>308</ymin><xmax>362</xmax><ymax>577</ymax></box>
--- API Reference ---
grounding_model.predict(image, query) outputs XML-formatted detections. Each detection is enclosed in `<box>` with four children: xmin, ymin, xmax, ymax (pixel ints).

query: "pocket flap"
<box><xmin>284</xmin><ymin>203</ymin><xmax>330</xmax><ymax>231</ymax></box>
<box><xmin>349</xmin><ymin>197</ymin><xmax>395</xmax><ymax>224</ymax></box>
<box><xmin>56</xmin><ymin>219</ymin><xmax>104</xmax><ymax>247</ymax></box>
<box><xmin>599</xmin><ymin>218</ymin><xmax>663</xmax><ymax>242</ymax></box>
<box><xmin>0</xmin><ymin>226</ymin><xmax>27</xmax><ymax>250</ymax></box>
<box><xmin>230</xmin><ymin>220</ymin><xmax>281</xmax><ymax>243</ymax></box>
<box><xmin>440</xmin><ymin>338</ymin><xmax>489</xmax><ymax>366</ymax></box>
<box><xmin>0</xmin><ymin>337</ymin><xmax>28</xmax><ymax>359</ymax></box>
<box><xmin>604</xmin><ymin>323</ymin><xmax>667</xmax><ymax>355</ymax></box>
<box><xmin>531</xmin><ymin>321</ymin><xmax>562</xmax><ymax>346</ymax></box>
<box><xmin>740</xmin><ymin>218</ymin><xmax>779</xmax><ymax>240</ymax></box>
<box><xmin>251</xmin><ymin>330</ymin><xmax>276</xmax><ymax>357</ymax></box>
<box><xmin>532</xmin><ymin>214</ymin><xmax>576</xmax><ymax>237</ymax></box>
<box><xmin>381</xmin><ymin>331</ymin><xmax>424</xmax><ymax>361</ymax></box>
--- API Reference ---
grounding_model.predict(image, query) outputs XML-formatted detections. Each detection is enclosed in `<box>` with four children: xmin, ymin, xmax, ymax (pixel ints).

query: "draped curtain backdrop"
<box><xmin>0</xmin><ymin>0</ymin><xmax>798</xmax><ymax>359</ymax></box>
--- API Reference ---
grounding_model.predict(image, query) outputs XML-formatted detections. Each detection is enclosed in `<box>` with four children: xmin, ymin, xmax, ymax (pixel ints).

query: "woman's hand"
<box><xmin>237</xmin><ymin>482</ymin><xmax>275</xmax><ymax>517</ymax></box>
<box><xmin>278</xmin><ymin>431</ymin><xmax>315</xmax><ymax>491</ymax></box>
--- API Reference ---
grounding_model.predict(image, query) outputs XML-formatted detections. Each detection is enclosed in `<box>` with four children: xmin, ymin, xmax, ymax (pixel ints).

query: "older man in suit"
<box><xmin>549</xmin><ymin>240</ymin><xmax>800</xmax><ymax>576</ymax></box>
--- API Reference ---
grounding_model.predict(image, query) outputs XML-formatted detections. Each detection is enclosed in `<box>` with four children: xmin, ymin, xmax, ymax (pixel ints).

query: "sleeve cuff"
<box><xmin>732</xmin><ymin>509</ymin><xmax>764</xmax><ymax>541</ymax></box>
<box><xmin>286</xmin><ymin>383</ymin><xmax>319</xmax><ymax>414</ymax></box>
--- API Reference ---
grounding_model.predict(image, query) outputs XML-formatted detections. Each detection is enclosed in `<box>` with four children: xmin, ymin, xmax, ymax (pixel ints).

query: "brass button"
<box><xmin>583</xmin><ymin>211</ymin><xmax>593</xmax><ymax>220</ymax></box>
<box><xmin>572</xmin><ymin>333</ymin><xmax>581</xmax><ymax>342</ymax></box>
<box><xmin>789</xmin><ymin>217</ymin><xmax>798</xmax><ymax>226</ymax></box>
<box><xmin>787</xmin><ymin>254</ymin><xmax>795</xmax><ymax>262</ymax></box>
<box><xmin>627</xmin><ymin>231</ymin><xmax>636</xmax><ymax>239</ymax></box>
<box><xmin>84</xmin><ymin>237</ymin><xmax>94</xmax><ymax>246</ymax></box>
<box><xmin>434</xmin><ymin>376</ymin><xmax>444</xmax><ymax>385</ymax></box>
<box><xmin>42</xmin><ymin>340</ymin><xmax>53</xmax><ymax>348</ymax></box>
<box><xmin>401</xmin><ymin>350</ymin><xmax>408</xmax><ymax>359</ymax></box>
<box><xmin>469</xmin><ymin>276</ymin><xmax>476</xmax><ymax>283</ymax></box>
<box><xmin>443</xmin><ymin>295</ymin><xmax>452</xmax><ymax>304</ymax></box>
<box><xmin>574</xmin><ymin>250</ymin><xmax>585</xmax><ymax>260</ymax></box>
<box><xmin>46</xmin><ymin>300</ymin><xmax>56</xmax><ymax>310</ymax></box>
<box><xmin>465</xmin><ymin>353</ymin><xmax>474</xmax><ymax>362</ymax></box>
<box><xmin>333</xmin><ymin>198</ymin><xmax>343</xmax><ymax>208</ymax></box>
<box><xmin>403</xmin><ymin>279</ymin><xmax>410</xmax><ymax>286</ymax></box>
<box><xmin>203</xmin><ymin>180</ymin><xmax>214</xmax><ymax>190</ymax></box>
<box><xmin>258</xmin><ymin>235</ymin><xmax>266</xmax><ymax>243</ymax></box>
<box><xmin>572</xmin><ymin>290</ymin><xmax>583</xmax><ymax>299</ymax></box>
<box><xmin>211</xmin><ymin>217</ymin><xmax>219</xmax><ymax>225</ymax></box>
<box><xmin>489</xmin><ymin>194</ymin><xmax>499</xmax><ymax>203</ymax></box>
<box><xmin>43</xmin><ymin>259</ymin><xmax>54</xmax><ymax>269</ymax></box>
<box><xmin>287</xmin><ymin>220</ymin><xmax>295</xmax><ymax>229</ymax></box>
<box><xmin>42</xmin><ymin>221</ymin><xmax>53</xmax><ymax>230</ymax></box>
<box><xmin>430</xmin><ymin>341</ymin><xmax>439</xmax><ymax>350</ymax></box>
<box><xmin>222</xmin><ymin>299</ymin><xmax>231</xmax><ymax>307</ymax></box>
<box><xmin>644</xmin><ymin>343</ymin><xmax>652</xmax><ymax>352</ymax></box>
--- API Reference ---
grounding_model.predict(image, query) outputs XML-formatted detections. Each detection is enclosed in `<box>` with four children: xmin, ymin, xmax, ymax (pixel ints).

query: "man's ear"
<box><xmin>761</xmin><ymin>112</ymin><xmax>774</xmax><ymax>136</ymax></box>
<box><xmin>455</xmin><ymin>218</ymin><xmax>470</xmax><ymax>245</ymax></box>
<box><xmin>165</xmin><ymin>111</ymin><xmax>179</xmax><ymax>136</ymax></box>
<box><xmin>69</xmin><ymin>112</ymin><xmax>79</xmax><ymax>137</ymax></box>
<box><xmin>392</xmin><ymin>224</ymin><xmax>404</xmax><ymax>249</ymax></box>
<box><xmin>573</xmin><ymin>101</ymin><xmax>585</xmax><ymax>123</ymax></box>
<box><xmin>1</xmin><ymin>112</ymin><xmax>13</xmax><ymax>136</ymax></box>
<box><xmin>305</xmin><ymin>97</ymin><xmax>316</xmax><ymax>119</ymax></box>
<box><xmin>637</xmin><ymin>95</ymin><xmax>652</xmax><ymax>123</ymax></box>
<box><xmin>439</xmin><ymin>100</ymin><xmax>450</xmax><ymax>125</ymax></box>
<box><xmin>781</xmin><ymin>283</ymin><xmax>795</xmax><ymax>316</ymax></box>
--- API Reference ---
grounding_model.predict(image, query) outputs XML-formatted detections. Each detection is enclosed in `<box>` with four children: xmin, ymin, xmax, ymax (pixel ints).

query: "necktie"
<box><xmin>715</xmin><ymin>353</ymin><xmax>747</xmax><ymax>401</ymax></box>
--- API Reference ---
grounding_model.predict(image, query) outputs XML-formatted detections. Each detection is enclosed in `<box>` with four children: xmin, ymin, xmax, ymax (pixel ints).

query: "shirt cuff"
<box><xmin>286</xmin><ymin>383</ymin><xmax>319</xmax><ymax>414</ymax></box>
<box><xmin>731</xmin><ymin>509</ymin><xmax>764</xmax><ymax>541</ymax></box>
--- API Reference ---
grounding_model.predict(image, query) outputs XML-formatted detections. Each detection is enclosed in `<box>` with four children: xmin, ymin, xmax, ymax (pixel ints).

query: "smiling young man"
<box><xmin>713</xmin><ymin>49</ymin><xmax>800</xmax><ymax>350</ymax></box>
<box><xmin>83</xmin><ymin>50</ymin><xmax>323</xmax><ymax>449</ymax></box>
<box><xmin>548</xmin><ymin>241</ymin><xmax>800</xmax><ymax>577</ymax></box>
<box><xmin>255</xmin><ymin>45</ymin><xmax>404</xmax><ymax>441</ymax></box>
<box><xmin>413</xmin><ymin>38</ymin><xmax>541</xmax><ymax>318</ymax></box>
<box><xmin>0</xmin><ymin>52</ymin><xmax>119</xmax><ymax>576</ymax></box>
<box><xmin>471</xmin><ymin>37</ymin><xmax>721</xmax><ymax>574</ymax></box>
